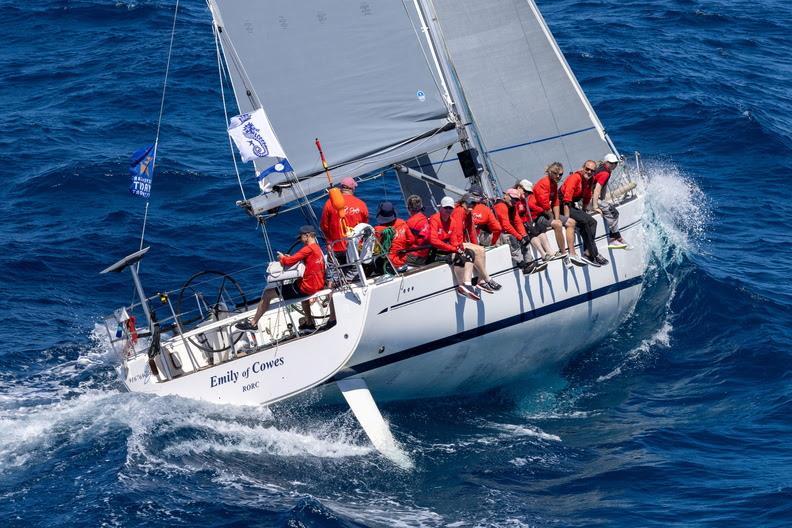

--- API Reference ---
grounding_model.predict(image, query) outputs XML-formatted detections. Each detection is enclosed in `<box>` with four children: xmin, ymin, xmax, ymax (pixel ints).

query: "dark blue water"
<box><xmin>2</xmin><ymin>1</ymin><xmax>791</xmax><ymax>526</ymax></box>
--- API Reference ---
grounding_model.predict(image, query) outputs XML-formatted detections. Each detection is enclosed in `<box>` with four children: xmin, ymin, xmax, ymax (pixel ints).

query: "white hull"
<box><xmin>327</xmin><ymin>195</ymin><xmax>646</xmax><ymax>403</ymax></box>
<box><xmin>115</xmin><ymin>195</ymin><xmax>646</xmax><ymax>406</ymax></box>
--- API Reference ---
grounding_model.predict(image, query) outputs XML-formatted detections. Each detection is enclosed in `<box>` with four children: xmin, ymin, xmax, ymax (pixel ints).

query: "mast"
<box><xmin>412</xmin><ymin>0</ymin><xmax>503</xmax><ymax>197</ymax></box>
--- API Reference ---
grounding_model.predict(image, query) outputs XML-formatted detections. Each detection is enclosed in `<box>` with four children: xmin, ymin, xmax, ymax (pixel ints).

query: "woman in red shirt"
<box><xmin>237</xmin><ymin>225</ymin><xmax>326</xmax><ymax>331</ymax></box>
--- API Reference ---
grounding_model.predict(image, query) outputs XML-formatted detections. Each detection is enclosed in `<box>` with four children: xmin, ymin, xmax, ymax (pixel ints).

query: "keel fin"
<box><xmin>336</xmin><ymin>378</ymin><xmax>413</xmax><ymax>469</ymax></box>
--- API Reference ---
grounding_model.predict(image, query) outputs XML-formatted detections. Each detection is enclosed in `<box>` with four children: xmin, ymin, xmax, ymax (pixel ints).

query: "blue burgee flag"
<box><xmin>129</xmin><ymin>144</ymin><xmax>155</xmax><ymax>199</ymax></box>
<box><xmin>256</xmin><ymin>158</ymin><xmax>294</xmax><ymax>182</ymax></box>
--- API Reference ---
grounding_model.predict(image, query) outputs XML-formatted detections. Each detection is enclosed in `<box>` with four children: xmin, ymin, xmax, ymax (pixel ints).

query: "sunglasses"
<box><xmin>583</xmin><ymin>167</ymin><xmax>595</xmax><ymax>173</ymax></box>
<box><xmin>442</xmin><ymin>206</ymin><xmax>454</xmax><ymax>210</ymax></box>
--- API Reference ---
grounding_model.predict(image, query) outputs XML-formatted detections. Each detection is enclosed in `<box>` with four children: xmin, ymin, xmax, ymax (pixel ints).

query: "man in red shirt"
<box><xmin>493</xmin><ymin>188</ymin><xmax>548</xmax><ymax>274</ymax></box>
<box><xmin>586</xmin><ymin>153</ymin><xmax>628</xmax><ymax>249</ymax></box>
<box><xmin>561</xmin><ymin>160</ymin><xmax>608</xmax><ymax>266</ymax></box>
<box><xmin>319</xmin><ymin>177</ymin><xmax>369</xmax><ymax>266</ymax></box>
<box><xmin>373</xmin><ymin>201</ymin><xmax>414</xmax><ymax>273</ymax></box>
<box><xmin>237</xmin><ymin>225</ymin><xmax>326</xmax><ymax>331</ymax></box>
<box><xmin>404</xmin><ymin>195</ymin><xmax>431</xmax><ymax>266</ymax></box>
<box><xmin>429</xmin><ymin>196</ymin><xmax>500</xmax><ymax>300</ymax></box>
<box><xmin>467</xmin><ymin>183</ymin><xmax>502</xmax><ymax>246</ymax></box>
<box><xmin>528</xmin><ymin>162</ymin><xmax>586</xmax><ymax>268</ymax></box>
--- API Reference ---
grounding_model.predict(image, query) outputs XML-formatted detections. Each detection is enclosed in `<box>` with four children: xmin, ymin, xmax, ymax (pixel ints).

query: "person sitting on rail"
<box><xmin>445</xmin><ymin>194</ymin><xmax>501</xmax><ymax>295</ymax></box>
<box><xmin>467</xmin><ymin>183</ymin><xmax>502</xmax><ymax>247</ymax></box>
<box><xmin>561</xmin><ymin>160</ymin><xmax>608</xmax><ymax>266</ymax></box>
<box><xmin>429</xmin><ymin>196</ymin><xmax>500</xmax><ymax>301</ymax></box>
<box><xmin>319</xmin><ymin>177</ymin><xmax>369</xmax><ymax>267</ymax></box>
<box><xmin>493</xmin><ymin>188</ymin><xmax>548</xmax><ymax>274</ymax></box>
<box><xmin>404</xmin><ymin>195</ymin><xmax>432</xmax><ymax>267</ymax></box>
<box><xmin>528</xmin><ymin>162</ymin><xmax>586</xmax><ymax>268</ymax></box>
<box><xmin>236</xmin><ymin>225</ymin><xmax>326</xmax><ymax>331</ymax></box>
<box><xmin>514</xmin><ymin>179</ymin><xmax>553</xmax><ymax>263</ymax></box>
<box><xmin>585</xmin><ymin>153</ymin><xmax>629</xmax><ymax>249</ymax></box>
<box><xmin>373</xmin><ymin>201</ymin><xmax>414</xmax><ymax>274</ymax></box>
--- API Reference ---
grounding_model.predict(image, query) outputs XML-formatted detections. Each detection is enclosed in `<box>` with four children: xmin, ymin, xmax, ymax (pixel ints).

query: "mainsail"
<box><xmin>428</xmin><ymin>0</ymin><xmax>616</xmax><ymax>189</ymax></box>
<box><xmin>208</xmin><ymin>0</ymin><xmax>459</xmax><ymax>213</ymax></box>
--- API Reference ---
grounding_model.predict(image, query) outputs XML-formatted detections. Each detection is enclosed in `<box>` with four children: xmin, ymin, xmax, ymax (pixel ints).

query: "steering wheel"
<box><xmin>175</xmin><ymin>270</ymin><xmax>248</xmax><ymax>354</ymax></box>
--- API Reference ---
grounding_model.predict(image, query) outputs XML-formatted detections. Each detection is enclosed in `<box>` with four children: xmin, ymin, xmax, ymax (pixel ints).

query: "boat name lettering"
<box><xmin>252</xmin><ymin>357</ymin><xmax>285</xmax><ymax>373</ymax></box>
<box><xmin>209</xmin><ymin>358</ymin><xmax>286</xmax><ymax>389</ymax></box>
<box><xmin>210</xmin><ymin>369</ymin><xmax>239</xmax><ymax>388</ymax></box>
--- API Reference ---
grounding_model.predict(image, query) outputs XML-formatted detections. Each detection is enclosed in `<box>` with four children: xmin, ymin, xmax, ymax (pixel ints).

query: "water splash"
<box><xmin>635</xmin><ymin>160</ymin><xmax>710</xmax><ymax>268</ymax></box>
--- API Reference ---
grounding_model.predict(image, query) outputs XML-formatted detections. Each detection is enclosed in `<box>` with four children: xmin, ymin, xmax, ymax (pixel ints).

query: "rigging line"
<box><xmin>214</xmin><ymin>24</ymin><xmax>246</xmax><ymax>201</ymax></box>
<box><xmin>137</xmin><ymin>0</ymin><xmax>180</xmax><ymax>268</ymax></box>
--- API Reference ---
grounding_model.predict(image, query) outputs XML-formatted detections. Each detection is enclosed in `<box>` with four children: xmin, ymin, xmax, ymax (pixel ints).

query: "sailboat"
<box><xmin>101</xmin><ymin>0</ymin><xmax>648</xmax><ymax>459</ymax></box>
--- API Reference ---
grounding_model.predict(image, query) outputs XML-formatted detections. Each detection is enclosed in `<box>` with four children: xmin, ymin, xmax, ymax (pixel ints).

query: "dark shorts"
<box><xmin>433</xmin><ymin>250</ymin><xmax>473</xmax><ymax>267</ymax></box>
<box><xmin>279</xmin><ymin>281</ymin><xmax>305</xmax><ymax>301</ymax></box>
<box><xmin>406</xmin><ymin>254</ymin><xmax>428</xmax><ymax>266</ymax></box>
<box><xmin>529</xmin><ymin>215</ymin><xmax>551</xmax><ymax>237</ymax></box>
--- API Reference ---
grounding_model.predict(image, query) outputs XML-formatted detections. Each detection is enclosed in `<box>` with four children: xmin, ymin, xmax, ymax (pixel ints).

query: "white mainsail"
<box><xmin>428</xmin><ymin>0</ymin><xmax>616</xmax><ymax>188</ymax></box>
<box><xmin>208</xmin><ymin>0</ymin><xmax>460</xmax><ymax>212</ymax></box>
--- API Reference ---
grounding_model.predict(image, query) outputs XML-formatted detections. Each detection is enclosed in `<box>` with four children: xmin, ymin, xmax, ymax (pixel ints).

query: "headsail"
<box><xmin>208</xmin><ymin>0</ymin><xmax>459</xmax><ymax>213</ymax></box>
<box><xmin>428</xmin><ymin>0</ymin><xmax>616</xmax><ymax>189</ymax></box>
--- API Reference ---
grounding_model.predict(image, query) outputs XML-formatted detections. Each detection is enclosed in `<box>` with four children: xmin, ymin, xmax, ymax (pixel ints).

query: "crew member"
<box><xmin>586</xmin><ymin>153</ymin><xmax>629</xmax><ymax>249</ymax></box>
<box><xmin>319</xmin><ymin>177</ymin><xmax>369</xmax><ymax>266</ymax></box>
<box><xmin>373</xmin><ymin>201</ymin><xmax>414</xmax><ymax>272</ymax></box>
<box><xmin>237</xmin><ymin>225</ymin><xmax>326</xmax><ymax>331</ymax></box>
<box><xmin>529</xmin><ymin>162</ymin><xmax>586</xmax><ymax>268</ymax></box>
<box><xmin>561</xmin><ymin>160</ymin><xmax>608</xmax><ymax>266</ymax></box>
<box><xmin>468</xmin><ymin>184</ymin><xmax>502</xmax><ymax>247</ymax></box>
<box><xmin>404</xmin><ymin>195</ymin><xmax>431</xmax><ymax>267</ymax></box>
<box><xmin>493</xmin><ymin>189</ymin><xmax>547</xmax><ymax>274</ymax></box>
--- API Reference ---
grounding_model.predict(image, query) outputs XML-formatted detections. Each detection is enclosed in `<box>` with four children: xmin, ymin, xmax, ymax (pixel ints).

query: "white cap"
<box><xmin>604</xmin><ymin>153</ymin><xmax>619</xmax><ymax>164</ymax></box>
<box><xmin>518</xmin><ymin>179</ymin><xmax>533</xmax><ymax>192</ymax></box>
<box><xmin>440</xmin><ymin>196</ymin><xmax>455</xmax><ymax>208</ymax></box>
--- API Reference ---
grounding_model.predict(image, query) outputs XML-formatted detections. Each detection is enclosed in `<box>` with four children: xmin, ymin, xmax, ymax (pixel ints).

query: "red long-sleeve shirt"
<box><xmin>527</xmin><ymin>175</ymin><xmax>558</xmax><ymax>216</ymax></box>
<box><xmin>319</xmin><ymin>194</ymin><xmax>369</xmax><ymax>252</ymax></box>
<box><xmin>428</xmin><ymin>212</ymin><xmax>463</xmax><ymax>253</ymax></box>
<box><xmin>375</xmin><ymin>218</ymin><xmax>414</xmax><ymax>268</ymax></box>
<box><xmin>493</xmin><ymin>200</ymin><xmax>526</xmax><ymax>239</ymax></box>
<box><xmin>471</xmin><ymin>203</ymin><xmax>501</xmax><ymax>244</ymax></box>
<box><xmin>406</xmin><ymin>212</ymin><xmax>430</xmax><ymax>258</ymax></box>
<box><xmin>560</xmin><ymin>170</ymin><xmax>592</xmax><ymax>205</ymax></box>
<box><xmin>279</xmin><ymin>243</ymin><xmax>326</xmax><ymax>295</ymax></box>
<box><xmin>451</xmin><ymin>205</ymin><xmax>477</xmax><ymax>244</ymax></box>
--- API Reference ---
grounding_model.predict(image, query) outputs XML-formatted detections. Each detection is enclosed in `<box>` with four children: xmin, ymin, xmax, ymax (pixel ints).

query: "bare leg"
<box><xmin>463</xmin><ymin>262</ymin><xmax>474</xmax><ymax>283</ymax></box>
<box><xmin>550</xmin><ymin>219</ymin><xmax>565</xmax><ymax>253</ymax></box>
<box><xmin>301</xmin><ymin>300</ymin><xmax>315</xmax><ymax>327</ymax></box>
<box><xmin>463</xmin><ymin>243</ymin><xmax>490</xmax><ymax>282</ymax></box>
<box><xmin>252</xmin><ymin>289</ymin><xmax>278</xmax><ymax>326</ymax></box>
<box><xmin>564</xmin><ymin>218</ymin><xmax>578</xmax><ymax>256</ymax></box>
<box><xmin>530</xmin><ymin>237</ymin><xmax>547</xmax><ymax>258</ymax></box>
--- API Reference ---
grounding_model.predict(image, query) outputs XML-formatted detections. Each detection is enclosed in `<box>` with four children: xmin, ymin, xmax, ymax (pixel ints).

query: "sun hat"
<box><xmin>376</xmin><ymin>201</ymin><xmax>397</xmax><ymax>224</ymax></box>
<box><xmin>440</xmin><ymin>196</ymin><xmax>455</xmax><ymax>208</ymax></box>
<box><xmin>604</xmin><ymin>153</ymin><xmax>619</xmax><ymax>164</ymax></box>
<box><xmin>506</xmin><ymin>188</ymin><xmax>521</xmax><ymax>199</ymax></box>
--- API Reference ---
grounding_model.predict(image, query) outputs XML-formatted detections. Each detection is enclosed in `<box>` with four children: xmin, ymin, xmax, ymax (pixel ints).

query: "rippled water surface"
<box><xmin>1</xmin><ymin>1</ymin><xmax>791</xmax><ymax>526</ymax></box>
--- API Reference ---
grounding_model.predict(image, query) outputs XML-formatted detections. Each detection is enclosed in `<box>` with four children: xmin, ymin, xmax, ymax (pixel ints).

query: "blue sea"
<box><xmin>2</xmin><ymin>1</ymin><xmax>791</xmax><ymax>526</ymax></box>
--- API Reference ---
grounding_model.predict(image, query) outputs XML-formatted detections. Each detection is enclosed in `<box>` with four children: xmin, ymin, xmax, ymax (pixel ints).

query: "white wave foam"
<box><xmin>635</xmin><ymin>160</ymin><xmax>710</xmax><ymax>267</ymax></box>
<box><xmin>484</xmin><ymin>421</ymin><xmax>561</xmax><ymax>442</ymax></box>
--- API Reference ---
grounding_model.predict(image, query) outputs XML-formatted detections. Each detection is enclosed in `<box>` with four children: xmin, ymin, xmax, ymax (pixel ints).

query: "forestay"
<box><xmin>208</xmin><ymin>0</ymin><xmax>459</xmax><ymax>213</ymax></box>
<box><xmin>429</xmin><ymin>0</ymin><xmax>615</xmax><ymax>188</ymax></box>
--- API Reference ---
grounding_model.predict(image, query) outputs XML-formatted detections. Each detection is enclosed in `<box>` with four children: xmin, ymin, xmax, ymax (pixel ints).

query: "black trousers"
<box><xmin>568</xmin><ymin>207</ymin><xmax>598</xmax><ymax>258</ymax></box>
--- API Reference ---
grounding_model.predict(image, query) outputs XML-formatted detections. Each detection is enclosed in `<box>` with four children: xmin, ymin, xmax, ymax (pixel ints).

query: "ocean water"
<box><xmin>1</xmin><ymin>0</ymin><xmax>791</xmax><ymax>526</ymax></box>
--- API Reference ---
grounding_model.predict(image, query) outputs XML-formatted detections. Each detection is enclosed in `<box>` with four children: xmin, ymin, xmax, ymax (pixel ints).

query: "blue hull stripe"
<box><xmin>340</xmin><ymin>275</ymin><xmax>643</xmax><ymax>378</ymax></box>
